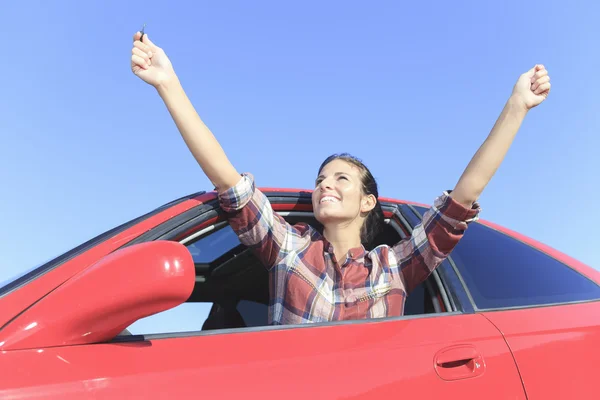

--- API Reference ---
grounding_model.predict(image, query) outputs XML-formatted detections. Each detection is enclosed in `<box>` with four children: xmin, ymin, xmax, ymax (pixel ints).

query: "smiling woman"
<box><xmin>312</xmin><ymin>154</ymin><xmax>384</xmax><ymax>254</ymax></box>
<box><xmin>130</xmin><ymin>30</ymin><xmax>551</xmax><ymax>326</ymax></box>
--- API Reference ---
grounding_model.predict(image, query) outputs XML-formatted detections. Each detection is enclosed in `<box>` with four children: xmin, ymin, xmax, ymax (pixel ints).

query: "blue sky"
<box><xmin>1</xmin><ymin>1</ymin><xmax>598</xmax><ymax>333</ymax></box>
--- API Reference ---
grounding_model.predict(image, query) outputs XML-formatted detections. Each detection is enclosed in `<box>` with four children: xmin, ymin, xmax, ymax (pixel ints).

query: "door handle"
<box><xmin>434</xmin><ymin>345</ymin><xmax>485</xmax><ymax>381</ymax></box>
<box><xmin>436</xmin><ymin>346</ymin><xmax>478</xmax><ymax>366</ymax></box>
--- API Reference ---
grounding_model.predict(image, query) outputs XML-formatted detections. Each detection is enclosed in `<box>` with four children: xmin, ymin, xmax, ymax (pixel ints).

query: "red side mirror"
<box><xmin>0</xmin><ymin>241</ymin><xmax>195</xmax><ymax>350</ymax></box>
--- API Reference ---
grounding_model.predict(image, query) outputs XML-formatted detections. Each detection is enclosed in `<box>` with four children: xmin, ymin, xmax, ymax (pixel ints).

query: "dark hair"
<box><xmin>317</xmin><ymin>153</ymin><xmax>384</xmax><ymax>248</ymax></box>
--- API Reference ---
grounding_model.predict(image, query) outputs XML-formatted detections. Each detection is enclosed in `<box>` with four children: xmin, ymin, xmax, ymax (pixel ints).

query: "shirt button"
<box><xmin>346</xmin><ymin>296</ymin><xmax>356</xmax><ymax>303</ymax></box>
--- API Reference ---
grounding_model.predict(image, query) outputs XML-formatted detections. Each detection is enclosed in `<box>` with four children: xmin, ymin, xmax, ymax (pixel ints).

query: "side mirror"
<box><xmin>0</xmin><ymin>241</ymin><xmax>195</xmax><ymax>350</ymax></box>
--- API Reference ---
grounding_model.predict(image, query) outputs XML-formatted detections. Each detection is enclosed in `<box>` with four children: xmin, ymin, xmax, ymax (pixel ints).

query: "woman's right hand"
<box><xmin>131</xmin><ymin>32</ymin><xmax>176</xmax><ymax>88</ymax></box>
<box><xmin>130</xmin><ymin>31</ymin><xmax>241</xmax><ymax>193</ymax></box>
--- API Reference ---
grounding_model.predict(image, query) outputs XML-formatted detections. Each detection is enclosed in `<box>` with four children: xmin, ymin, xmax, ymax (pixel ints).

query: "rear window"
<box><xmin>412</xmin><ymin>206</ymin><xmax>600</xmax><ymax>310</ymax></box>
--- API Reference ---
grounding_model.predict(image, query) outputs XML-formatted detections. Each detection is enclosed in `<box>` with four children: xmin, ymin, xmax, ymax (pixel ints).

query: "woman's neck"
<box><xmin>323</xmin><ymin>224</ymin><xmax>363</xmax><ymax>262</ymax></box>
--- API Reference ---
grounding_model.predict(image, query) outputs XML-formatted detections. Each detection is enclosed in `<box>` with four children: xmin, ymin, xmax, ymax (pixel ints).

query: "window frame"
<box><xmin>112</xmin><ymin>195</ymin><xmax>471</xmax><ymax>341</ymax></box>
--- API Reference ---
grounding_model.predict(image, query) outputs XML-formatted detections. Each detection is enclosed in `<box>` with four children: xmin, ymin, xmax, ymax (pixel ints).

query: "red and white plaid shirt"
<box><xmin>219</xmin><ymin>174</ymin><xmax>480</xmax><ymax>325</ymax></box>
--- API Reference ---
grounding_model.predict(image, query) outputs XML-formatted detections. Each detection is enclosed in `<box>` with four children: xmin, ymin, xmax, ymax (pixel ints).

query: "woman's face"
<box><xmin>312</xmin><ymin>159</ymin><xmax>373</xmax><ymax>227</ymax></box>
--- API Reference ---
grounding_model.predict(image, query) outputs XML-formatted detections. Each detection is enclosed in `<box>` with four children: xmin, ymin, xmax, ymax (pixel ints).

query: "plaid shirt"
<box><xmin>219</xmin><ymin>174</ymin><xmax>480</xmax><ymax>325</ymax></box>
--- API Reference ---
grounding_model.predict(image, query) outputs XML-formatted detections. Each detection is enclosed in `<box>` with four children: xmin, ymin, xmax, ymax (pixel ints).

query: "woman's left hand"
<box><xmin>511</xmin><ymin>64</ymin><xmax>551</xmax><ymax>110</ymax></box>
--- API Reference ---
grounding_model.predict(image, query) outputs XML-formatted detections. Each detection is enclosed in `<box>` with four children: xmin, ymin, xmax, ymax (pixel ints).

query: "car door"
<box><xmin>408</xmin><ymin>205</ymin><xmax>600</xmax><ymax>399</ymax></box>
<box><xmin>0</xmin><ymin>197</ymin><xmax>526</xmax><ymax>399</ymax></box>
<box><xmin>1</xmin><ymin>313</ymin><xmax>524</xmax><ymax>399</ymax></box>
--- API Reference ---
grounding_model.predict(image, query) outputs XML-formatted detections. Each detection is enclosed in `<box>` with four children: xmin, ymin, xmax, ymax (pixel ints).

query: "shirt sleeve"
<box><xmin>390</xmin><ymin>191</ymin><xmax>480</xmax><ymax>294</ymax></box>
<box><xmin>218</xmin><ymin>173</ymin><xmax>310</xmax><ymax>270</ymax></box>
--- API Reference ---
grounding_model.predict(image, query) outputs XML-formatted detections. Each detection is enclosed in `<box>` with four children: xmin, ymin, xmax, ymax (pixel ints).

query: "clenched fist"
<box><xmin>512</xmin><ymin>64</ymin><xmax>551</xmax><ymax>110</ymax></box>
<box><xmin>131</xmin><ymin>32</ymin><xmax>176</xmax><ymax>88</ymax></box>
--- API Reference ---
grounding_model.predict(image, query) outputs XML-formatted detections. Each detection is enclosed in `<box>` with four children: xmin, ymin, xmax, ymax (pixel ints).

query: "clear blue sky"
<box><xmin>1</xmin><ymin>1</ymin><xmax>598</xmax><ymax>334</ymax></box>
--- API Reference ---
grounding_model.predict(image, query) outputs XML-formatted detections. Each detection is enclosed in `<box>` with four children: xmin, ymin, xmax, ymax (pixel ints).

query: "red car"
<box><xmin>1</xmin><ymin>188</ymin><xmax>599</xmax><ymax>399</ymax></box>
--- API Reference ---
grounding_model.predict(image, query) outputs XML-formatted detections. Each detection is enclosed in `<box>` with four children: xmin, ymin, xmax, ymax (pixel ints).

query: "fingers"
<box><xmin>132</xmin><ymin>54</ymin><xmax>149</xmax><ymax>70</ymax></box>
<box><xmin>133</xmin><ymin>40</ymin><xmax>153</xmax><ymax>58</ymax></box>
<box><xmin>530</xmin><ymin>64</ymin><xmax>551</xmax><ymax>95</ymax></box>
<box><xmin>132</xmin><ymin>47</ymin><xmax>151</xmax><ymax>67</ymax></box>
<box><xmin>531</xmin><ymin>66</ymin><xmax>548</xmax><ymax>83</ymax></box>
<box><xmin>524</xmin><ymin>64</ymin><xmax>545</xmax><ymax>80</ymax></box>
<box><xmin>534</xmin><ymin>82</ymin><xmax>551</xmax><ymax>95</ymax></box>
<box><xmin>131</xmin><ymin>32</ymin><xmax>154</xmax><ymax>71</ymax></box>
<box><xmin>532</xmin><ymin>75</ymin><xmax>550</xmax><ymax>91</ymax></box>
<box><xmin>132</xmin><ymin>30</ymin><xmax>158</xmax><ymax>52</ymax></box>
<box><xmin>142</xmin><ymin>34</ymin><xmax>158</xmax><ymax>51</ymax></box>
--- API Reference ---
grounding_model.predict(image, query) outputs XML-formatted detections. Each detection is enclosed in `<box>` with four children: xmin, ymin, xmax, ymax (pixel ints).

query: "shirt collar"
<box><xmin>323</xmin><ymin>238</ymin><xmax>366</xmax><ymax>262</ymax></box>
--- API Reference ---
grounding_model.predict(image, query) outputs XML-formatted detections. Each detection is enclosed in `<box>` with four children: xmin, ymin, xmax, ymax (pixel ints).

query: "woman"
<box><xmin>130</xmin><ymin>32</ymin><xmax>551</xmax><ymax>325</ymax></box>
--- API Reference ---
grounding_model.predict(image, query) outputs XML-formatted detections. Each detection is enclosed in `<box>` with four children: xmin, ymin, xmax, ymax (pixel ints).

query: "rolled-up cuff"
<box><xmin>218</xmin><ymin>173</ymin><xmax>255</xmax><ymax>213</ymax></box>
<box><xmin>436</xmin><ymin>190</ymin><xmax>481</xmax><ymax>224</ymax></box>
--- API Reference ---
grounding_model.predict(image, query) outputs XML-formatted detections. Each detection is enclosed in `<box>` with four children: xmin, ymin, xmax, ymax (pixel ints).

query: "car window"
<box><xmin>237</xmin><ymin>300</ymin><xmax>268</xmax><ymax>327</ymax></box>
<box><xmin>403</xmin><ymin>282</ymin><xmax>426</xmax><ymax>315</ymax></box>
<box><xmin>124</xmin><ymin>214</ymin><xmax>450</xmax><ymax>336</ymax></box>
<box><xmin>124</xmin><ymin>227</ymin><xmax>243</xmax><ymax>335</ymax></box>
<box><xmin>412</xmin><ymin>206</ymin><xmax>600</xmax><ymax>310</ymax></box>
<box><xmin>126</xmin><ymin>302</ymin><xmax>213</xmax><ymax>335</ymax></box>
<box><xmin>187</xmin><ymin>225</ymin><xmax>241</xmax><ymax>263</ymax></box>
